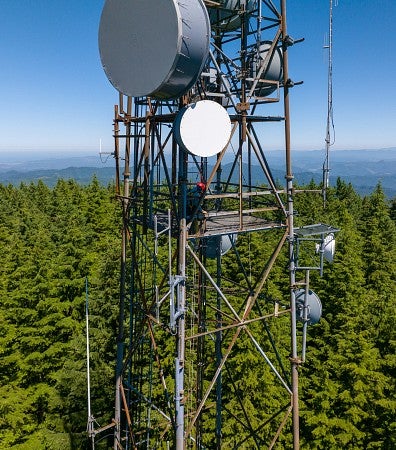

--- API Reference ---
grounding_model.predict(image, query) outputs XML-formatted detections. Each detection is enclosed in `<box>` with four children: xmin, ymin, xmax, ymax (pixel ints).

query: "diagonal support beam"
<box><xmin>185</xmin><ymin>230</ymin><xmax>289</xmax><ymax>436</ymax></box>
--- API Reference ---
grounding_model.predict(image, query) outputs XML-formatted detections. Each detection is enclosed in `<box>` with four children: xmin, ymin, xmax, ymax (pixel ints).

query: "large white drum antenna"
<box><xmin>99</xmin><ymin>0</ymin><xmax>210</xmax><ymax>99</ymax></box>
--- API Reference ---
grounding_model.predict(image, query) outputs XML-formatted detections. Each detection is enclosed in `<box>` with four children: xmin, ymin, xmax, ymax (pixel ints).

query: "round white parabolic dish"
<box><xmin>174</xmin><ymin>100</ymin><xmax>232</xmax><ymax>157</ymax></box>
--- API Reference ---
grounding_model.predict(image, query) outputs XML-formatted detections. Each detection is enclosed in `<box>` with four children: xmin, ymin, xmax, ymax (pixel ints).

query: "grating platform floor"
<box><xmin>134</xmin><ymin>211</ymin><xmax>285</xmax><ymax>239</ymax></box>
<box><xmin>190</xmin><ymin>211</ymin><xmax>285</xmax><ymax>238</ymax></box>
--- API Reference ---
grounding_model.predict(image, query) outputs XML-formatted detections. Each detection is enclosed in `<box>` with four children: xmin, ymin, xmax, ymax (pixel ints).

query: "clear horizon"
<box><xmin>1</xmin><ymin>146</ymin><xmax>395</xmax><ymax>165</ymax></box>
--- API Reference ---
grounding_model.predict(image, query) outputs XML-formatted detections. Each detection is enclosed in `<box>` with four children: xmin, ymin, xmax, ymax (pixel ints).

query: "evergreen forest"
<box><xmin>0</xmin><ymin>178</ymin><xmax>395</xmax><ymax>449</ymax></box>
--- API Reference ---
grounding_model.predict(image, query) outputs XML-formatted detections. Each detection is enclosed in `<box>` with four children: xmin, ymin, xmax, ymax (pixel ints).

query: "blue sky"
<box><xmin>0</xmin><ymin>0</ymin><xmax>395</xmax><ymax>156</ymax></box>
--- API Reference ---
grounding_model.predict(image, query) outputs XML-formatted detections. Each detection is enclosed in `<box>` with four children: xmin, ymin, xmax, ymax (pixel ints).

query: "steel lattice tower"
<box><xmin>96</xmin><ymin>2</ymin><xmax>338</xmax><ymax>449</ymax></box>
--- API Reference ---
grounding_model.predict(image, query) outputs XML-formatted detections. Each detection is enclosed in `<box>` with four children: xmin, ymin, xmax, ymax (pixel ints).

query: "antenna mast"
<box><xmin>85</xmin><ymin>277</ymin><xmax>95</xmax><ymax>449</ymax></box>
<box><xmin>323</xmin><ymin>0</ymin><xmax>335</xmax><ymax>204</ymax></box>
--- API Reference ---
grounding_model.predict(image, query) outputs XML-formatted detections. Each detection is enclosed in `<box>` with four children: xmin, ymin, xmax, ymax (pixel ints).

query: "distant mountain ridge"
<box><xmin>0</xmin><ymin>148</ymin><xmax>395</xmax><ymax>197</ymax></box>
<box><xmin>0</xmin><ymin>155</ymin><xmax>108</xmax><ymax>172</ymax></box>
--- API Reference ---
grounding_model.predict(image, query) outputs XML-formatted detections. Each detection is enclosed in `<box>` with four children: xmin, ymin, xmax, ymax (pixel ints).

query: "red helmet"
<box><xmin>196</xmin><ymin>182</ymin><xmax>206</xmax><ymax>191</ymax></box>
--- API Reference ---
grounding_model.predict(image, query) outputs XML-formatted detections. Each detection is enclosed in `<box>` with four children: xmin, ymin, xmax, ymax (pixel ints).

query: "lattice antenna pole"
<box><xmin>175</xmin><ymin>146</ymin><xmax>188</xmax><ymax>450</ymax></box>
<box><xmin>323</xmin><ymin>0</ymin><xmax>335</xmax><ymax>205</ymax></box>
<box><xmin>114</xmin><ymin>96</ymin><xmax>132</xmax><ymax>450</ymax></box>
<box><xmin>281</xmin><ymin>0</ymin><xmax>300</xmax><ymax>448</ymax></box>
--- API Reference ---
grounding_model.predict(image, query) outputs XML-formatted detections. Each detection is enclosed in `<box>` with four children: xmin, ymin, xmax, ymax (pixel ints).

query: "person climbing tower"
<box><xmin>187</xmin><ymin>181</ymin><xmax>207</xmax><ymax>221</ymax></box>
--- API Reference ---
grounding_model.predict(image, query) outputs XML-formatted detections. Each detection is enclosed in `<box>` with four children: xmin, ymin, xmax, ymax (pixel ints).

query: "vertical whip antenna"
<box><xmin>86</xmin><ymin>277</ymin><xmax>95</xmax><ymax>448</ymax></box>
<box><xmin>323</xmin><ymin>0</ymin><xmax>336</xmax><ymax>206</ymax></box>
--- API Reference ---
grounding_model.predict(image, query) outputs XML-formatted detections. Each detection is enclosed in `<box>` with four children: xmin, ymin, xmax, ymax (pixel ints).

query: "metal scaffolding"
<box><xmin>101</xmin><ymin>2</ymin><xmax>336</xmax><ymax>449</ymax></box>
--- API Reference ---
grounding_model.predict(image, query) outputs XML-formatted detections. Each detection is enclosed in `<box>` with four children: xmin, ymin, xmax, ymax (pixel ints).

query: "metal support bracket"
<box><xmin>170</xmin><ymin>275</ymin><xmax>186</xmax><ymax>332</ymax></box>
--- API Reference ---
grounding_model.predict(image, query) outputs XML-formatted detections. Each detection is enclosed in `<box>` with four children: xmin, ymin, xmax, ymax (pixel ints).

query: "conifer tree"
<box><xmin>0</xmin><ymin>180</ymin><xmax>120</xmax><ymax>448</ymax></box>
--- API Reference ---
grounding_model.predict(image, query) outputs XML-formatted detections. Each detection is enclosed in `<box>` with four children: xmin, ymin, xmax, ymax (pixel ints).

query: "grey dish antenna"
<box><xmin>209</xmin><ymin>0</ymin><xmax>255</xmax><ymax>31</ymax></box>
<box><xmin>295</xmin><ymin>289</ymin><xmax>322</xmax><ymax>325</ymax></box>
<box><xmin>316</xmin><ymin>233</ymin><xmax>335</xmax><ymax>263</ymax></box>
<box><xmin>248</xmin><ymin>41</ymin><xmax>283</xmax><ymax>98</ymax></box>
<box><xmin>204</xmin><ymin>234</ymin><xmax>237</xmax><ymax>259</ymax></box>
<box><xmin>99</xmin><ymin>0</ymin><xmax>210</xmax><ymax>99</ymax></box>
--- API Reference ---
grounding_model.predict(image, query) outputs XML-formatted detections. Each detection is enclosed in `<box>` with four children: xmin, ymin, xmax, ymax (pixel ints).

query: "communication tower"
<box><xmin>97</xmin><ymin>1</ymin><xmax>338</xmax><ymax>448</ymax></box>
